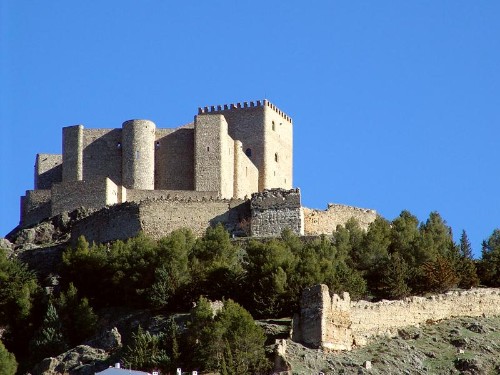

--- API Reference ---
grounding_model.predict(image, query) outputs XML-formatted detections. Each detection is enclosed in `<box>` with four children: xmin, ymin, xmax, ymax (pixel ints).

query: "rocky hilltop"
<box><xmin>1</xmin><ymin>213</ymin><xmax>500</xmax><ymax>374</ymax></box>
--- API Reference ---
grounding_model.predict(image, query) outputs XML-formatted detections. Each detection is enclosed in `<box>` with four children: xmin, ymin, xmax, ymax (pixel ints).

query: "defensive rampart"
<box><xmin>303</xmin><ymin>204</ymin><xmax>377</xmax><ymax>234</ymax></box>
<box><xmin>71</xmin><ymin>197</ymin><xmax>250</xmax><ymax>244</ymax></box>
<box><xmin>295</xmin><ymin>284</ymin><xmax>500</xmax><ymax>351</ymax></box>
<box><xmin>250</xmin><ymin>188</ymin><xmax>303</xmax><ymax>237</ymax></box>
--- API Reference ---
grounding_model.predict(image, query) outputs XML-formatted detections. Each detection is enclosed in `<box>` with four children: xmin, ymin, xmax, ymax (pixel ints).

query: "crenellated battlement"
<box><xmin>197</xmin><ymin>99</ymin><xmax>292</xmax><ymax>123</ymax></box>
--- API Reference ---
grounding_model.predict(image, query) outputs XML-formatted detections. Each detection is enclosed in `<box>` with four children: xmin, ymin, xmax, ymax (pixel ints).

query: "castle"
<box><xmin>20</xmin><ymin>100</ymin><xmax>376</xmax><ymax>243</ymax></box>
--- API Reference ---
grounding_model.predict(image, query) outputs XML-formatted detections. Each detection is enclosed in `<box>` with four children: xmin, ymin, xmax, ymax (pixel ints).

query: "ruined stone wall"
<box><xmin>350</xmin><ymin>289</ymin><xmax>500</xmax><ymax>345</ymax></box>
<box><xmin>35</xmin><ymin>154</ymin><xmax>62</xmax><ymax>189</ymax></box>
<box><xmin>82</xmin><ymin>128</ymin><xmax>123</xmax><ymax>185</ymax></box>
<box><xmin>297</xmin><ymin>284</ymin><xmax>500</xmax><ymax>351</ymax></box>
<box><xmin>296</xmin><ymin>285</ymin><xmax>353</xmax><ymax>351</ymax></box>
<box><xmin>155</xmin><ymin>125</ymin><xmax>194</xmax><ymax>190</ymax></box>
<box><xmin>250</xmin><ymin>188</ymin><xmax>303</xmax><ymax>237</ymax></box>
<box><xmin>21</xmin><ymin>190</ymin><xmax>52</xmax><ymax>226</ymax></box>
<box><xmin>303</xmin><ymin>204</ymin><xmax>377</xmax><ymax>234</ymax></box>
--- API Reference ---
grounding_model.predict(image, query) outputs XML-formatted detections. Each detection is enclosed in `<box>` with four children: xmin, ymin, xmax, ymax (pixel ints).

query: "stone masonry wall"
<box><xmin>62</xmin><ymin>125</ymin><xmax>83</xmax><ymax>182</ymax></box>
<box><xmin>233</xmin><ymin>140</ymin><xmax>258</xmax><ymax>199</ymax></box>
<box><xmin>70</xmin><ymin>197</ymin><xmax>250</xmax><ymax>244</ymax></box>
<box><xmin>199</xmin><ymin>100</ymin><xmax>292</xmax><ymax>191</ymax></box>
<box><xmin>126</xmin><ymin>189</ymin><xmax>219</xmax><ymax>203</ymax></box>
<box><xmin>297</xmin><ymin>284</ymin><xmax>500</xmax><ymax>351</ymax></box>
<box><xmin>21</xmin><ymin>190</ymin><xmax>52</xmax><ymax>227</ymax></box>
<box><xmin>155</xmin><ymin>125</ymin><xmax>194</xmax><ymax>190</ymax></box>
<box><xmin>71</xmin><ymin>202</ymin><xmax>141</xmax><ymax>245</ymax></box>
<box><xmin>139</xmin><ymin>198</ymin><xmax>249</xmax><ymax>239</ymax></box>
<box><xmin>250</xmin><ymin>188</ymin><xmax>303</xmax><ymax>236</ymax></box>
<box><xmin>51</xmin><ymin>178</ymin><xmax>119</xmax><ymax>217</ymax></box>
<box><xmin>35</xmin><ymin>154</ymin><xmax>62</xmax><ymax>190</ymax></box>
<box><xmin>303</xmin><ymin>204</ymin><xmax>377</xmax><ymax>234</ymax></box>
<box><xmin>82</xmin><ymin>128</ymin><xmax>123</xmax><ymax>185</ymax></box>
<box><xmin>350</xmin><ymin>289</ymin><xmax>500</xmax><ymax>346</ymax></box>
<box><xmin>195</xmin><ymin>114</ymin><xmax>232</xmax><ymax>197</ymax></box>
<box><xmin>263</xmin><ymin>103</ymin><xmax>293</xmax><ymax>190</ymax></box>
<box><xmin>199</xmin><ymin>102</ymin><xmax>266</xmax><ymax>190</ymax></box>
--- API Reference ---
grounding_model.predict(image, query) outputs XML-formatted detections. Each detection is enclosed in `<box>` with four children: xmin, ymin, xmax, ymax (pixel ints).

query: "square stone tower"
<box><xmin>195</xmin><ymin>99</ymin><xmax>292</xmax><ymax>197</ymax></box>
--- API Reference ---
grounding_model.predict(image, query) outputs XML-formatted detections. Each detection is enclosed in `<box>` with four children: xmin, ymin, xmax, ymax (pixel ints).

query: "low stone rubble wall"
<box><xmin>296</xmin><ymin>284</ymin><xmax>500</xmax><ymax>351</ymax></box>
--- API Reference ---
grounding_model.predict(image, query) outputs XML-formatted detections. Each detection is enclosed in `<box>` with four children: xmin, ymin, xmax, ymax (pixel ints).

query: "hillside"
<box><xmin>1</xmin><ymin>208</ymin><xmax>500</xmax><ymax>374</ymax></box>
<box><xmin>282</xmin><ymin>315</ymin><xmax>500</xmax><ymax>374</ymax></box>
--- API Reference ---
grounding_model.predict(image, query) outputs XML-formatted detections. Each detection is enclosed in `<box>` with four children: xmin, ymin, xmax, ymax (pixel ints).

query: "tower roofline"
<box><xmin>197</xmin><ymin>99</ymin><xmax>292</xmax><ymax>123</ymax></box>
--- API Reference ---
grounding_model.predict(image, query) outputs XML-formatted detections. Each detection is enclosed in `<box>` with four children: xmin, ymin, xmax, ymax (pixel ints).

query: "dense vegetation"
<box><xmin>1</xmin><ymin>209</ymin><xmax>500</xmax><ymax>373</ymax></box>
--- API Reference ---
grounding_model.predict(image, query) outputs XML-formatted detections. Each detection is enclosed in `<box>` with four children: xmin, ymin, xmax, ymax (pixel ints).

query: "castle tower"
<box><xmin>121</xmin><ymin>119</ymin><xmax>156</xmax><ymax>190</ymax></box>
<box><xmin>62</xmin><ymin>125</ymin><xmax>83</xmax><ymax>182</ymax></box>
<box><xmin>196</xmin><ymin>100</ymin><xmax>293</xmax><ymax>193</ymax></box>
<box><xmin>194</xmin><ymin>114</ymin><xmax>234</xmax><ymax>198</ymax></box>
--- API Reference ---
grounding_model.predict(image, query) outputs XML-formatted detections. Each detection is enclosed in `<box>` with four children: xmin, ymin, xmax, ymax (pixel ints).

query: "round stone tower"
<box><xmin>122</xmin><ymin>119</ymin><xmax>156</xmax><ymax>190</ymax></box>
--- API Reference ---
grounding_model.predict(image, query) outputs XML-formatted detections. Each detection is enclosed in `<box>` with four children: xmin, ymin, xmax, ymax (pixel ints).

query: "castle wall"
<box><xmin>62</xmin><ymin>125</ymin><xmax>83</xmax><ymax>181</ymax></box>
<box><xmin>296</xmin><ymin>285</ymin><xmax>353</xmax><ymax>351</ymax></box>
<box><xmin>70</xmin><ymin>198</ymin><xmax>250</xmax><ymax>243</ymax></box>
<box><xmin>233</xmin><ymin>140</ymin><xmax>258</xmax><ymax>199</ymax></box>
<box><xmin>82</xmin><ymin>128</ymin><xmax>123</xmax><ymax>185</ymax></box>
<box><xmin>262</xmin><ymin>102</ymin><xmax>293</xmax><ymax>190</ymax></box>
<box><xmin>122</xmin><ymin>120</ymin><xmax>156</xmax><ymax>190</ymax></box>
<box><xmin>350</xmin><ymin>289</ymin><xmax>500</xmax><ymax>345</ymax></box>
<box><xmin>71</xmin><ymin>202</ymin><xmax>142</xmax><ymax>245</ymax></box>
<box><xmin>51</xmin><ymin>178</ymin><xmax>119</xmax><ymax>216</ymax></box>
<box><xmin>35</xmin><ymin>154</ymin><xmax>62</xmax><ymax>190</ymax></box>
<box><xmin>194</xmin><ymin>114</ymin><xmax>234</xmax><ymax>198</ymax></box>
<box><xmin>21</xmin><ymin>190</ymin><xmax>52</xmax><ymax>227</ymax></box>
<box><xmin>250</xmin><ymin>188</ymin><xmax>303</xmax><ymax>236</ymax></box>
<box><xmin>155</xmin><ymin>125</ymin><xmax>195</xmax><ymax>190</ymax></box>
<box><xmin>138</xmin><ymin>198</ymin><xmax>248</xmax><ymax>239</ymax></box>
<box><xmin>296</xmin><ymin>284</ymin><xmax>500</xmax><ymax>351</ymax></box>
<box><xmin>125</xmin><ymin>189</ymin><xmax>219</xmax><ymax>202</ymax></box>
<box><xmin>303</xmin><ymin>204</ymin><xmax>377</xmax><ymax>234</ymax></box>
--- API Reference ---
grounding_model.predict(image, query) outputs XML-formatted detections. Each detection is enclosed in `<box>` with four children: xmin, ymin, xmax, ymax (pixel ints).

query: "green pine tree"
<box><xmin>30</xmin><ymin>303</ymin><xmax>68</xmax><ymax>362</ymax></box>
<box><xmin>382</xmin><ymin>252</ymin><xmax>411</xmax><ymax>299</ymax></box>
<box><xmin>459</xmin><ymin>230</ymin><xmax>473</xmax><ymax>259</ymax></box>
<box><xmin>0</xmin><ymin>340</ymin><xmax>17</xmax><ymax>375</ymax></box>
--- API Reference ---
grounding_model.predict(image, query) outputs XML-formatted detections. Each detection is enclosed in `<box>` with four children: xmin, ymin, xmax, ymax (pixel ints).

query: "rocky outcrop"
<box><xmin>32</xmin><ymin>328</ymin><xmax>122</xmax><ymax>375</ymax></box>
<box><xmin>6</xmin><ymin>207</ymin><xmax>95</xmax><ymax>250</ymax></box>
<box><xmin>31</xmin><ymin>345</ymin><xmax>108</xmax><ymax>375</ymax></box>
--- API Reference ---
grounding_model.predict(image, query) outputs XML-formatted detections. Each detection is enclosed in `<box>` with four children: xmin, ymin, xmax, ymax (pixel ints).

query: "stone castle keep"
<box><xmin>20</xmin><ymin>99</ymin><xmax>376</xmax><ymax>242</ymax></box>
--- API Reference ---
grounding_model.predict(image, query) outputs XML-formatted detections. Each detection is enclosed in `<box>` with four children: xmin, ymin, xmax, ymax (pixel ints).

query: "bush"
<box><xmin>0</xmin><ymin>340</ymin><xmax>17</xmax><ymax>375</ymax></box>
<box><xmin>189</xmin><ymin>297</ymin><xmax>270</xmax><ymax>375</ymax></box>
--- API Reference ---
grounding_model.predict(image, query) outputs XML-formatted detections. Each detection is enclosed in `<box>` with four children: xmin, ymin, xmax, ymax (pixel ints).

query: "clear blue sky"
<box><xmin>1</xmin><ymin>2</ymin><xmax>499</xmax><ymax>258</ymax></box>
